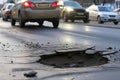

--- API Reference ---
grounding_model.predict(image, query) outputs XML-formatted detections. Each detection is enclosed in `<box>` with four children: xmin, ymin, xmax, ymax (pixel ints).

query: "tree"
<box><xmin>93</xmin><ymin>0</ymin><xmax>96</xmax><ymax>4</ymax></box>
<box><xmin>103</xmin><ymin>0</ymin><xmax>106</xmax><ymax>5</ymax></box>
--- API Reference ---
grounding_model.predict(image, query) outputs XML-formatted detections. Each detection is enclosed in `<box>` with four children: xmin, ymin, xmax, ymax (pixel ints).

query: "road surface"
<box><xmin>0</xmin><ymin>19</ymin><xmax>120</xmax><ymax>80</ymax></box>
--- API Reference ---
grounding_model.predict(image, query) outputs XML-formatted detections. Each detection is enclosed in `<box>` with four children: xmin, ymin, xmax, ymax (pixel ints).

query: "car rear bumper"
<box><xmin>4</xmin><ymin>14</ymin><xmax>11</xmax><ymax>19</ymax></box>
<box><xmin>22</xmin><ymin>8</ymin><xmax>61</xmax><ymax>20</ymax></box>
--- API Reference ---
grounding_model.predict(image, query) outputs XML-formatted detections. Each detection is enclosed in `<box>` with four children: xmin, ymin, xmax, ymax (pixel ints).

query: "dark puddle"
<box><xmin>37</xmin><ymin>50</ymin><xmax>108</xmax><ymax>68</ymax></box>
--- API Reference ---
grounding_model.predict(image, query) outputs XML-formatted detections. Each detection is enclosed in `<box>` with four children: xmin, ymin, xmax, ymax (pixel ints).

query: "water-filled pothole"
<box><xmin>37</xmin><ymin>50</ymin><xmax>108</xmax><ymax>68</ymax></box>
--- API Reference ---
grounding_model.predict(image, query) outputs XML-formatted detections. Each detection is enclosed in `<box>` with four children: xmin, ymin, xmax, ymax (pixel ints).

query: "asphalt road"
<box><xmin>0</xmin><ymin>19</ymin><xmax>120</xmax><ymax>80</ymax></box>
<box><xmin>1</xmin><ymin>19</ymin><xmax>120</xmax><ymax>48</ymax></box>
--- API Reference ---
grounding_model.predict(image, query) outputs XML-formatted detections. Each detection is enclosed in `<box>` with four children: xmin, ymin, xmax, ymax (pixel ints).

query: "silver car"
<box><xmin>11</xmin><ymin>0</ymin><xmax>61</xmax><ymax>28</ymax></box>
<box><xmin>86</xmin><ymin>5</ymin><xmax>120</xmax><ymax>25</ymax></box>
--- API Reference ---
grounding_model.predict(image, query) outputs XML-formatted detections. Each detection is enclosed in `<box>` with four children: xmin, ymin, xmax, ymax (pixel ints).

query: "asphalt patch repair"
<box><xmin>37</xmin><ymin>49</ymin><xmax>109</xmax><ymax>68</ymax></box>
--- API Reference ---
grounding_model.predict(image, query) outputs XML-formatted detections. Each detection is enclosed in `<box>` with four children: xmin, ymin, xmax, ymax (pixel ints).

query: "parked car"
<box><xmin>1</xmin><ymin>3</ymin><xmax>14</xmax><ymax>21</ymax></box>
<box><xmin>11</xmin><ymin>0</ymin><xmax>61</xmax><ymax>28</ymax></box>
<box><xmin>114</xmin><ymin>8</ymin><xmax>120</xmax><ymax>22</ymax></box>
<box><xmin>86</xmin><ymin>4</ymin><xmax>120</xmax><ymax>25</ymax></box>
<box><xmin>60</xmin><ymin>0</ymin><xmax>89</xmax><ymax>23</ymax></box>
<box><xmin>114</xmin><ymin>8</ymin><xmax>120</xmax><ymax>15</ymax></box>
<box><xmin>0</xmin><ymin>10</ymin><xmax>1</xmax><ymax>17</ymax></box>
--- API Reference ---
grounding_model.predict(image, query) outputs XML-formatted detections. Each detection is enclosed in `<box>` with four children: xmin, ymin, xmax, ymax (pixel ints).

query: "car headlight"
<box><xmin>66</xmin><ymin>7</ymin><xmax>74</xmax><ymax>12</ymax></box>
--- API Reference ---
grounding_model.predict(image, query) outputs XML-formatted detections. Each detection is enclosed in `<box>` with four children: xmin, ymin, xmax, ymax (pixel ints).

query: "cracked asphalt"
<box><xmin>0</xmin><ymin>19</ymin><xmax>120</xmax><ymax>80</ymax></box>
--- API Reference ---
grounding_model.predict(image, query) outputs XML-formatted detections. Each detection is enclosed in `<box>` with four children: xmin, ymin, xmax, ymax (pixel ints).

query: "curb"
<box><xmin>88</xmin><ymin>24</ymin><xmax>120</xmax><ymax>29</ymax></box>
<box><xmin>86</xmin><ymin>22</ymin><xmax>120</xmax><ymax>29</ymax></box>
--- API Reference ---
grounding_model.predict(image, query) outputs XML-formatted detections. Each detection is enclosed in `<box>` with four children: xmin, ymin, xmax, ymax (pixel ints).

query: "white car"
<box><xmin>86</xmin><ymin>4</ymin><xmax>120</xmax><ymax>25</ymax></box>
<box><xmin>114</xmin><ymin>8</ymin><xmax>120</xmax><ymax>22</ymax></box>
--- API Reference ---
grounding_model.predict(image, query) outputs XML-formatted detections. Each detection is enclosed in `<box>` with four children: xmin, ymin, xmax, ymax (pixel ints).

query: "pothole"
<box><xmin>37</xmin><ymin>49</ymin><xmax>109</xmax><ymax>68</ymax></box>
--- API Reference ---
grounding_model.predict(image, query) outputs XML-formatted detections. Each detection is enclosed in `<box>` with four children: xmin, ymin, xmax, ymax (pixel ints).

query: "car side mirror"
<box><xmin>2</xmin><ymin>8</ymin><xmax>5</xmax><ymax>10</ymax></box>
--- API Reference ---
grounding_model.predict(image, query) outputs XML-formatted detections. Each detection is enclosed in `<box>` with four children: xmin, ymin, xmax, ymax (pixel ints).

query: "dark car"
<box><xmin>60</xmin><ymin>0</ymin><xmax>89</xmax><ymax>23</ymax></box>
<box><xmin>1</xmin><ymin>3</ymin><xmax>14</xmax><ymax>21</ymax></box>
<box><xmin>11</xmin><ymin>0</ymin><xmax>61</xmax><ymax>28</ymax></box>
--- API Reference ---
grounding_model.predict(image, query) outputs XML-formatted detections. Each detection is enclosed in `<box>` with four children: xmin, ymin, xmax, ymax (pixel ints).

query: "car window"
<box><xmin>64</xmin><ymin>1</ymin><xmax>82</xmax><ymax>8</ymax></box>
<box><xmin>98</xmin><ymin>7</ymin><xmax>113</xmax><ymax>12</ymax></box>
<box><xmin>7</xmin><ymin>5</ymin><xmax>14</xmax><ymax>9</ymax></box>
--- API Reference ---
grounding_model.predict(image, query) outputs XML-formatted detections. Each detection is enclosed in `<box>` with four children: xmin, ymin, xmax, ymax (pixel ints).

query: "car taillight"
<box><xmin>23</xmin><ymin>1</ymin><xmax>35</xmax><ymax>8</ymax></box>
<box><xmin>52</xmin><ymin>1</ymin><xmax>60</xmax><ymax>8</ymax></box>
<box><xmin>5</xmin><ymin>11</ymin><xmax>11</xmax><ymax>14</ymax></box>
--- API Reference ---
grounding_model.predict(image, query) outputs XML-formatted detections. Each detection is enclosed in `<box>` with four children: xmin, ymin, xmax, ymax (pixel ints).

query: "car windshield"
<box><xmin>98</xmin><ymin>6</ymin><xmax>113</xmax><ymax>12</ymax></box>
<box><xmin>64</xmin><ymin>1</ymin><xmax>82</xmax><ymax>8</ymax></box>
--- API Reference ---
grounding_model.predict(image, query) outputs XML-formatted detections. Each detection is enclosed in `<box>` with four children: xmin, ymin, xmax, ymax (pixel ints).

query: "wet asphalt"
<box><xmin>0</xmin><ymin>18</ymin><xmax>120</xmax><ymax>80</ymax></box>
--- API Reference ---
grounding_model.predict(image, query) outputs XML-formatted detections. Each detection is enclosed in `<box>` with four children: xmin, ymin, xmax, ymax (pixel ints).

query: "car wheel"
<box><xmin>11</xmin><ymin>17</ymin><xmax>16</xmax><ymax>26</ymax></box>
<box><xmin>97</xmin><ymin>16</ymin><xmax>104</xmax><ymax>24</ymax></box>
<box><xmin>52</xmin><ymin>19</ymin><xmax>59</xmax><ymax>28</ymax></box>
<box><xmin>2</xmin><ymin>17</ymin><xmax>7</xmax><ymax>21</ymax></box>
<box><xmin>38</xmin><ymin>21</ymin><xmax>44</xmax><ymax>26</ymax></box>
<box><xmin>2</xmin><ymin>17</ymin><xmax>5</xmax><ymax>21</ymax></box>
<box><xmin>113</xmin><ymin>22</ymin><xmax>118</xmax><ymax>25</ymax></box>
<box><xmin>83</xmin><ymin>19</ymin><xmax>89</xmax><ymax>23</ymax></box>
<box><xmin>63</xmin><ymin>13</ymin><xmax>68</xmax><ymax>22</ymax></box>
<box><xmin>71</xmin><ymin>19</ymin><xmax>74</xmax><ymax>22</ymax></box>
<box><xmin>19</xmin><ymin>15</ymin><xmax>25</xmax><ymax>27</ymax></box>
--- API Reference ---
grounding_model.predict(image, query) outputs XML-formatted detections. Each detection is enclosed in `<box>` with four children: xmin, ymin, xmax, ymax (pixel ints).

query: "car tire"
<box><xmin>2</xmin><ymin>17</ymin><xmax>7</xmax><ymax>21</ymax></box>
<box><xmin>38</xmin><ymin>21</ymin><xmax>44</xmax><ymax>26</ymax></box>
<box><xmin>52</xmin><ymin>19</ymin><xmax>59</xmax><ymax>28</ymax></box>
<box><xmin>98</xmin><ymin>16</ymin><xmax>104</xmax><ymax>24</ymax></box>
<box><xmin>113</xmin><ymin>22</ymin><xmax>118</xmax><ymax>25</ymax></box>
<box><xmin>2</xmin><ymin>17</ymin><xmax>5</xmax><ymax>21</ymax></box>
<box><xmin>63</xmin><ymin>13</ymin><xmax>68</xmax><ymax>22</ymax></box>
<box><xmin>11</xmin><ymin>17</ymin><xmax>16</xmax><ymax>26</ymax></box>
<box><xmin>83</xmin><ymin>19</ymin><xmax>89</xmax><ymax>23</ymax></box>
<box><xmin>19</xmin><ymin>15</ymin><xmax>25</xmax><ymax>27</ymax></box>
<box><xmin>71</xmin><ymin>19</ymin><xmax>74</xmax><ymax>22</ymax></box>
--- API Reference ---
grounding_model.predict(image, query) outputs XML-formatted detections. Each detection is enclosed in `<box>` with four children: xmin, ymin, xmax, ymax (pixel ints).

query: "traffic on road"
<box><xmin>0</xmin><ymin>0</ymin><xmax>120</xmax><ymax>28</ymax></box>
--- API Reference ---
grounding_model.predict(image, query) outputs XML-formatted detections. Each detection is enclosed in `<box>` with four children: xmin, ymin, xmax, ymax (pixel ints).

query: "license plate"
<box><xmin>38</xmin><ymin>3</ymin><xmax>49</xmax><ymax>8</ymax></box>
<box><xmin>77</xmin><ymin>13</ymin><xmax>84</xmax><ymax>15</ymax></box>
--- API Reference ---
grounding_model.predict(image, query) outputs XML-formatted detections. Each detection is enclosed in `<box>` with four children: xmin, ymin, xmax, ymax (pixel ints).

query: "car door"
<box><xmin>87</xmin><ymin>6</ymin><xmax>97</xmax><ymax>21</ymax></box>
<box><xmin>92</xmin><ymin>8</ymin><xmax>99</xmax><ymax>21</ymax></box>
<box><xmin>1</xmin><ymin>4</ymin><xmax>6</xmax><ymax>17</ymax></box>
<box><xmin>118</xmin><ymin>9</ymin><xmax>120</xmax><ymax>15</ymax></box>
